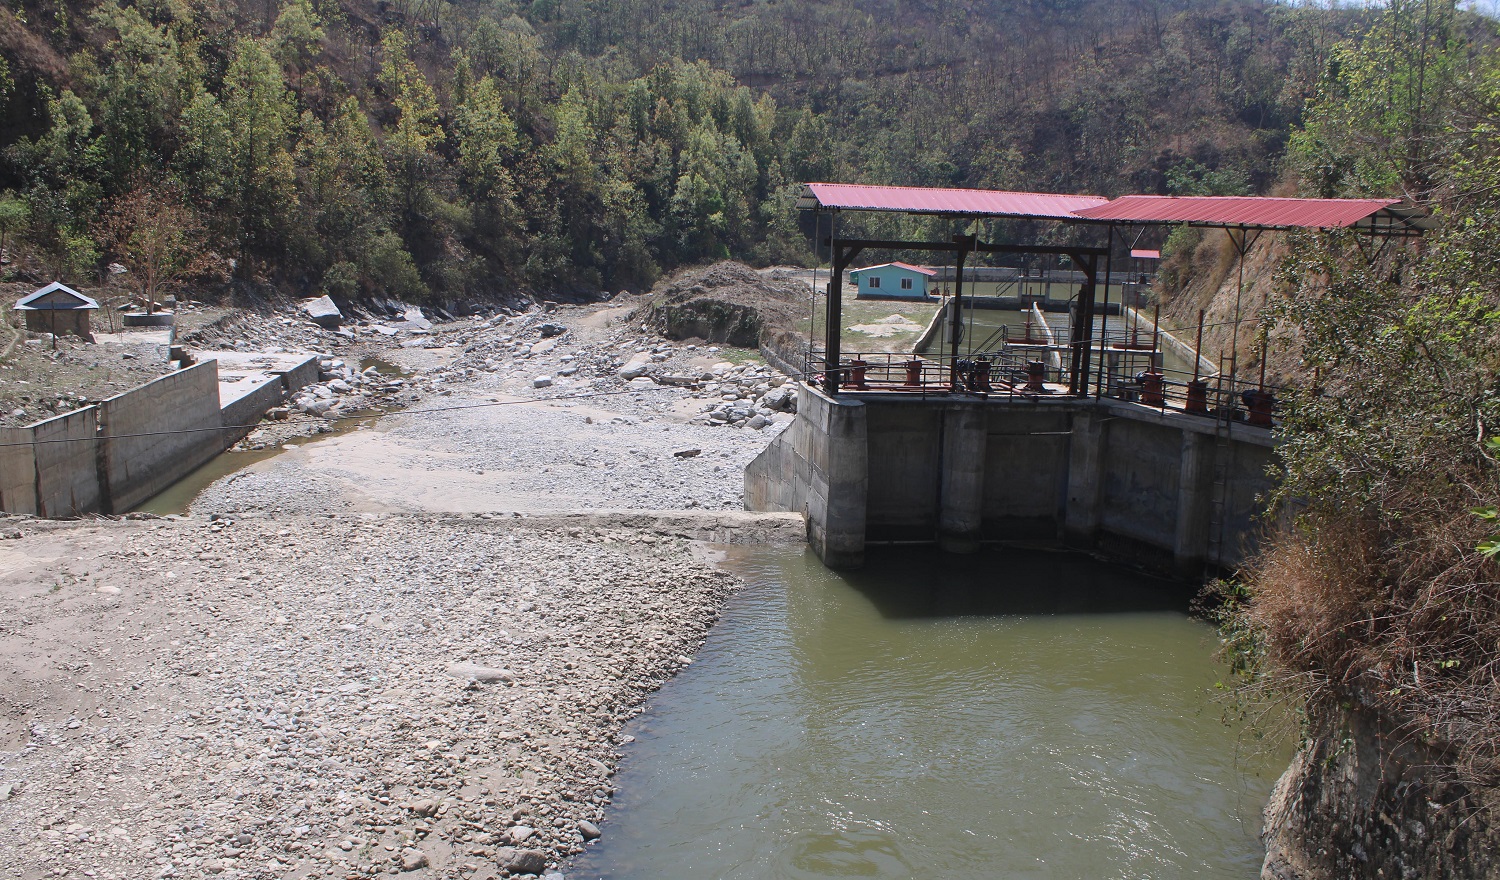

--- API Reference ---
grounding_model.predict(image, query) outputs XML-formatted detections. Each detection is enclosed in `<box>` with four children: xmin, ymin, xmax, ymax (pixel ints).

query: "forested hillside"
<box><xmin>0</xmin><ymin>0</ymin><xmax>1361</xmax><ymax>302</ymax></box>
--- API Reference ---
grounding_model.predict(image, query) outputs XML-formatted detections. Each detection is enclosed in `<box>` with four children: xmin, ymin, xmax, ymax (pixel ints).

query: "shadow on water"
<box><xmin>844</xmin><ymin>545</ymin><xmax>1189</xmax><ymax>619</ymax></box>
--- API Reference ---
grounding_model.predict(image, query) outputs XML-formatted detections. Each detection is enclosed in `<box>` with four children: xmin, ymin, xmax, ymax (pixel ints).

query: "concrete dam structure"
<box><xmin>745</xmin><ymin>384</ymin><xmax>1276</xmax><ymax>576</ymax></box>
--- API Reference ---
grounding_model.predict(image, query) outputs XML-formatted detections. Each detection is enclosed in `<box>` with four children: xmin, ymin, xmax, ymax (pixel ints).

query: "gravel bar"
<box><xmin>0</xmin><ymin>511</ymin><xmax>802</xmax><ymax>880</ymax></box>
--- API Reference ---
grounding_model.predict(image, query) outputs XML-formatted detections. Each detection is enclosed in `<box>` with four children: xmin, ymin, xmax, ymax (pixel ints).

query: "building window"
<box><xmin>868</xmin><ymin>276</ymin><xmax>881</xmax><ymax>289</ymax></box>
<box><xmin>900</xmin><ymin>277</ymin><xmax>913</xmax><ymax>290</ymax></box>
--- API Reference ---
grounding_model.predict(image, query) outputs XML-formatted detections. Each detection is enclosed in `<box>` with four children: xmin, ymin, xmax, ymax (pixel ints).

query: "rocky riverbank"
<box><xmin>1260</xmin><ymin>701</ymin><xmax>1500</xmax><ymax>880</ymax></box>
<box><xmin>0</xmin><ymin>511</ymin><xmax>803</xmax><ymax>880</ymax></box>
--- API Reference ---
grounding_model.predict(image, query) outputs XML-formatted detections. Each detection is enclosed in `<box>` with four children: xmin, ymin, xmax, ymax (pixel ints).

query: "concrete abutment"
<box><xmin>745</xmin><ymin>384</ymin><xmax>1276</xmax><ymax>575</ymax></box>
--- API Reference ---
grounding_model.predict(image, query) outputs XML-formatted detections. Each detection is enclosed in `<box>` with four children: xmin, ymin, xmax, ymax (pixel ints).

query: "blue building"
<box><xmin>850</xmin><ymin>262</ymin><xmax>936</xmax><ymax>300</ymax></box>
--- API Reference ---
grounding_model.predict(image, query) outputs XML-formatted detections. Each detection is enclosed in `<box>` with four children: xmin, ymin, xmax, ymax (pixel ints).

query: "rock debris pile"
<box><xmin>283</xmin><ymin>356</ymin><xmax>409</xmax><ymax>419</ymax></box>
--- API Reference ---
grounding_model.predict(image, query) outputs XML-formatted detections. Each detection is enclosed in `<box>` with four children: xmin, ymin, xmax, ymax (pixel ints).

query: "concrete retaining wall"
<box><xmin>219</xmin><ymin>372</ymin><xmax>287</xmax><ymax>447</ymax></box>
<box><xmin>982</xmin><ymin>408</ymin><xmax>1071</xmax><ymax>538</ymax></box>
<box><xmin>745</xmin><ymin>385</ymin><xmax>1277</xmax><ymax>576</ymax></box>
<box><xmin>0</xmin><ymin>352</ymin><xmax>310</xmax><ymax>518</ymax></box>
<box><xmin>98</xmin><ymin>361</ymin><xmax>224</xmax><ymax>512</ymax></box>
<box><xmin>0</xmin><ymin>428</ymin><xmax>36</xmax><ymax>515</ymax></box>
<box><xmin>744</xmin><ymin>387</ymin><xmax>866</xmax><ymax>567</ymax></box>
<box><xmin>32</xmin><ymin>408</ymin><xmax>100</xmax><ymax>517</ymax></box>
<box><xmin>279</xmin><ymin>357</ymin><xmax>321</xmax><ymax>395</ymax></box>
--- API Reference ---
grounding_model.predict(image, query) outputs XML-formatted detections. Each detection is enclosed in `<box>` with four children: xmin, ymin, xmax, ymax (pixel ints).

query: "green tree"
<box><xmin>0</xmin><ymin>190</ymin><xmax>29</xmax><ymax>261</ymax></box>
<box><xmin>379</xmin><ymin>32</ymin><xmax>444</xmax><ymax>232</ymax></box>
<box><xmin>1288</xmin><ymin>0</ymin><xmax>1463</xmax><ymax>196</ymax></box>
<box><xmin>173</xmin><ymin>88</ymin><xmax>234</xmax><ymax>211</ymax></box>
<box><xmin>269</xmin><ymin>0</ymin><xmax>326</xmax><ymax>68</ymax></box>
<box><xmin>294</xmin><ymin>97</ymin><xmax>385</xmax><ymax>269</ymax></box>
<box><xmin>87</xmin><ymin>2</ymin><xmax>190</xmax><ymax>192</ymax></box>
<box><xmin>221</xmin><ymin>38</ymin><xmax>298</xmax><ymax>270</ymax></box>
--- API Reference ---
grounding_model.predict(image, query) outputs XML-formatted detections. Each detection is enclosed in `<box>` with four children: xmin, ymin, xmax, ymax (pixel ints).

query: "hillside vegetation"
<box><xmin>0</xmin><ymin>0</ymin><xmax>1362</xmax><ymax>303</ymax></box>
<box><xmin>1219</xmin><ymin>0</ymin><xmax>1500</xmax><ymax>821</ymax></box>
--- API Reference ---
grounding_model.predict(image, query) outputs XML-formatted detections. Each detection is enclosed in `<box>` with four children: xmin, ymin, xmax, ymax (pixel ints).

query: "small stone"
<box><xmin>0</xmin><ymin>783</ymin><xmax>13</xmax><ymax>802</ymax></box>
<box><xmin>407</xmin><ymin>798</ymin><xmax>439</xmax><ymax>818</ymax></box>
<box><xmin>495</xmin><ymin>848</ymin><xmax>548</xmax><ymax>875</ymax></box>
<box><xmin>400</xmin><ymin>848</ymin><xmax>428</xmax><ymax>871</ymax></box>
<box><xmin>95</xmin><ymin>585</ymin><xmax>121</xmax><ymax>595</ymax></box>
<box><xmin>577</xmin><ymin>820</ymin><xmax>601</xmax><ymax>841</ymax></box>
<box><xmin>672</xmin><ymin>448</ymin><xmax>702</xmax><ymax>458</ymax></box>
<box><xmin>747</xmin><ymin>415</ymin><xmax>769</xmax><ymax>430</ymax></box>
<box><xmin>533</xmin><ymin>376</ymin><xmax>553</xmax><ymax>388</ymax></box>
<box><xmin>508</xmin><ymin>825</ymin><xmax>535</xmax><ymax>844</ymax></box>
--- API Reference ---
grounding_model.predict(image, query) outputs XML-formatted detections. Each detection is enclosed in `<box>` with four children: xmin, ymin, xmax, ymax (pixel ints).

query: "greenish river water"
<box><xmin>570</xmin><ymin>545</ymin><xmax>1291</xmax><ymax>880</ymax></box>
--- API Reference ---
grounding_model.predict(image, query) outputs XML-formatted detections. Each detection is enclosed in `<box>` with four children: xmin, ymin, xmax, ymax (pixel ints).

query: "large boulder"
<box><xmin>301</xmin><ymin>295</ymin><xmax>342</xmax><ymax>328</ymax></box>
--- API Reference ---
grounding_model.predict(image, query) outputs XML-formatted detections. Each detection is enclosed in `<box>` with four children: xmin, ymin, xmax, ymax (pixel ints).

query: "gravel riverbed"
<box><xmin>0</xmin><ymin>295</ymin><xmax>811</xmax><ymax>879</ymax></box>
<box><xmin>192</xmin><ymin>299</ymin><xmax>798</xmax><ymax>517</ymax></box>
<box><xmin>0</xmin><ymin>512</ymin><xmax>801</xmax><ymax>880</ymax></box>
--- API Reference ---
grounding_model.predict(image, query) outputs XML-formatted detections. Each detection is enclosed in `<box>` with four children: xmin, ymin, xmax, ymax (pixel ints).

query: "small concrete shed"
<box><xmin>15</xmin><ymin>282</ymin><xmax>99</xmax><ymax>341</ymax></box>
<box><xmin>850</xmin><ymin>262</ymin><xmax>937</xmax><ymax>300</ymax></box>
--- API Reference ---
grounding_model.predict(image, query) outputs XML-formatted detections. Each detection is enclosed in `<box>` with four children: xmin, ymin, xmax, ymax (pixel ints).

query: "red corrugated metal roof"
<box><xmin>889</xmin><ymin>261</ymin><xmax>937</xmax><ymax>276</ymax></box>
<box><xmin>797</xmin><ymin>183</ymin><xmax>1433</xmax><ymax>234</ymax></box>
<box><xmin>798</xmin><ymin>183</ymin><xmax>1109</xmax><ymax>220</ymax></box>
<box><xmin>1129</xmin><ymin>249</ymin><xmax>1161</xmax><ymax>260</ymax></box>
<box><xmin>1074</xmin><ymin>195</ymin><xmax>1412</xmax><ymax>230</ymax></box>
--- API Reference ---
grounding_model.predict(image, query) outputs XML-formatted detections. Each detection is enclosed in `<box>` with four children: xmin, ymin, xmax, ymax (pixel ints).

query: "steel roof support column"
<box><xmin>823</xmin><ymin>232</ymin><xmax>863</xmax><ymax>397</ymax></box>
<box><xmin>1095</xmin><ymin>224</ymin><xmax>1116</xmax><ymax>398</ymax></box>
<box><xmin>948</xmin><ymin>234</ymin><xmax>975</xmax><ymax>391</ymax></box>
<box><xmin>1225</xmin><ymin>225</ymin><xmax>1261</xmax><ymax>386</ymax></box>
<box><xmin>1069</xmin><ymin>254</ymin><xmax>1098</xmax><ymax>397</ymax></box>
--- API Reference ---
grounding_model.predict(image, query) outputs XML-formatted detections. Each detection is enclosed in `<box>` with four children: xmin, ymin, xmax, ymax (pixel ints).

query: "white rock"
<box><xmin>533</xmin><ymin>376</ymin><xmax>553</xmax><ymax>388</ymax></box>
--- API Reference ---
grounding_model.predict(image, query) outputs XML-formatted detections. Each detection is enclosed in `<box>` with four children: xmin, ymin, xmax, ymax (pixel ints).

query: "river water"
<box><xmin>570</xmin><ymin>545</ymin><xmax>1290</xmax><ymax>880</ymax></box>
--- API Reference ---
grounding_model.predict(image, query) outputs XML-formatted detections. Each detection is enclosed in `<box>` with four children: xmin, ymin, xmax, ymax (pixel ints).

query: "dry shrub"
<box><xmin>1244</xmin><ymin>499</ymin><xmax>1500</xmax><ymax>783</ymax></box>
